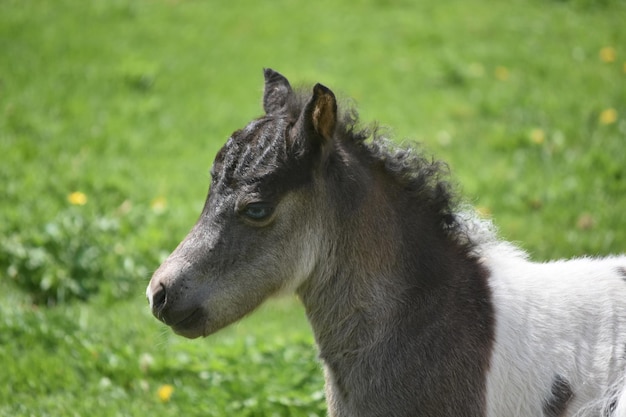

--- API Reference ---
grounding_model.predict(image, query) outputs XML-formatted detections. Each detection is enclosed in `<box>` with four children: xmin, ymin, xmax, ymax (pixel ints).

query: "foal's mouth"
<box><xmin>170</xmin><ymin>308</ymin><xmax>207</xmax><ymax>339</ymax></box>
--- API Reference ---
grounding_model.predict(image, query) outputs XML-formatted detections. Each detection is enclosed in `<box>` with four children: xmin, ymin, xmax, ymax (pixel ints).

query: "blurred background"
<box><xmin>1</xmin><ymin>0</ymin><xmax>624</xmax><ymax>415</ymax></box>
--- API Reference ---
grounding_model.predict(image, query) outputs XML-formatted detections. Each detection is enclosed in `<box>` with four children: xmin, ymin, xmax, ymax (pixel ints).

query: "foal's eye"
<box><xmin>241</xmin><ymin>202</ymin><xmax>274</xmax><ymax>222</ymax></box>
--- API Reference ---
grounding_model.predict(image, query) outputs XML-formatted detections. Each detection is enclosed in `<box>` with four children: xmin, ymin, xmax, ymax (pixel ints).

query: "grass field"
<box><xmin>1</xmin><ymin>0</ymin><xmax>625</xmax><ymax>415</ymax></box>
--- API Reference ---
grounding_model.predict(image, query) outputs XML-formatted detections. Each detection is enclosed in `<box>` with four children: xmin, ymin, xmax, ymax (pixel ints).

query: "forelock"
<box><xmin>212</xmin><ymin>116</ymin><xmax>291</xmax><ymax>190</ymax></box>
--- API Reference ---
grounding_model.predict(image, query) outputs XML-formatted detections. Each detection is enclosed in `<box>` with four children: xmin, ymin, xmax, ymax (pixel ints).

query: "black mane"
<box><xmin>284</xmin><ymin>88</ymin><xmax>463</xmax><ymax>243</ymax></box>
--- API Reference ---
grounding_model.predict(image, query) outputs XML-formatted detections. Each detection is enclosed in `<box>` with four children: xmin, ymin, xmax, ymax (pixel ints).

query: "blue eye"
<box><xmin>242</xmin><ymin>203</ymin><xmax>274</xmax><ymax>221</ymax></box>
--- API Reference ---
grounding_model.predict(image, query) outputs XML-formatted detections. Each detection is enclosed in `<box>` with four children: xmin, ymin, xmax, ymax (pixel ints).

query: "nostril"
<box><xmin>152</xmin><ymin>283</ymin><xmax>167</xmax><ymax>313</ymax></box>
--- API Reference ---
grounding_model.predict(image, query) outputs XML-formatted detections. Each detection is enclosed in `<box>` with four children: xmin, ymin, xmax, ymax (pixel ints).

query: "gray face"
<box><xmin>146</xmin><ymin>120</ymin><xmax>318</xmax><ymax>338</ymax></box>
<box><xmin>146</xmin><ymin>70</ymin><xmax>338</xmax><ymax>338</ymax></box>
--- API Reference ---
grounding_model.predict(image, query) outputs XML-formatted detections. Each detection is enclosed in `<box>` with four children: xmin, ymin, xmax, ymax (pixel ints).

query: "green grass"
<box><xmin>1</xmin><ymin>0</ymin><xmax>625</xmax><ymax>415</ymax></box>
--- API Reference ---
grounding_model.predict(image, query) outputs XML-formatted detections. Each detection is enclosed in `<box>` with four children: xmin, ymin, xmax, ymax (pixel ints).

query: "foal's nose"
<box><xmin>147</xmin><ymin>281</ymin><xmax>167</xmax><ymax>314</ymax></box>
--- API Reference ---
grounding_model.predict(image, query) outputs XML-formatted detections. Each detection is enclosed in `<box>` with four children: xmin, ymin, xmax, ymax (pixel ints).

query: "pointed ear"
<box><xmin>302</xmin><ymin>83</ymin><xmax>337</xmax><ymax>143</ymax></box>
<box><xmin>263</xmin><ymin>68</ymin><xmax>293</xmax><ymax>115</ymax></box>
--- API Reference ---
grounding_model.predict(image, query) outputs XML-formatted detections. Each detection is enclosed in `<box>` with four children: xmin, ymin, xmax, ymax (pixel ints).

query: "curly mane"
<box><xmin>284</xmin><ymin>88</ymin><xmax>465</xmax><ymax>246</ymax></box>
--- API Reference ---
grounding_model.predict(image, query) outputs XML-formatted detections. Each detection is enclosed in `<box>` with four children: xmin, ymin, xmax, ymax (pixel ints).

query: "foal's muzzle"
<box><xmin>146</xmin><ymin>270</ymin><xmax>207</xmax><ymax>339</ymax></box>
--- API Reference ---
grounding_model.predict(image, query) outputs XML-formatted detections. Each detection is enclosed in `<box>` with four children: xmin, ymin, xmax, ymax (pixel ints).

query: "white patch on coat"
<box><xmin>478</xmin><ymin>237</ymin><xmax>626</xmax><ymax>417</ymax></box>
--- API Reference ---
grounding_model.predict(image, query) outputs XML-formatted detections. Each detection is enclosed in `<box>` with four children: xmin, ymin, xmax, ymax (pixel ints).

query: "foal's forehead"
<box><xmin>211</xmin><ymin>115</ymin><xmax>291</xmax><ymax>190</ymax></box>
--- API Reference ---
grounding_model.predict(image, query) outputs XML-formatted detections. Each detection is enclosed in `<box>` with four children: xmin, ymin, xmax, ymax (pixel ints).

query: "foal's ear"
<box><xmin>302</xmin><ymin>83</ymin><xmax>337</xmax><ymax>143</ymax></box>
<box><xmin>263</xmin><ymin>68</ymin><xmax>293</xmax><ymax>115</ymax></box>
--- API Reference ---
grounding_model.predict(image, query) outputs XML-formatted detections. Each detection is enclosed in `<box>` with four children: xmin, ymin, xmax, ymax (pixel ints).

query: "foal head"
<box><xmin>147</xmin><ymin>69</ymin><xmax>461</xmax><ymax>339</ymax></box>
<box><xmin>146</xmin><ymin>69</ymin><xmax>344</xmax><ymax>338</ymax></box>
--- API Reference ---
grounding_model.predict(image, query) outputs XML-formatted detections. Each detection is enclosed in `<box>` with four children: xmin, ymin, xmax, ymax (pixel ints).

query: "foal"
<box><xmin>147</xmin><ymin>69</ymin><xmax>626</xmax><ymax>417</ymax></box>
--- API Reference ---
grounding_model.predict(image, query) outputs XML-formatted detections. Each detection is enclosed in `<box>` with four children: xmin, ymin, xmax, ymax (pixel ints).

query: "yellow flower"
<box><xmin>157</xmin><ymin>384</ymin><xmax>174</xmax><ymax>402</ymax></box>
<box><xmin>68</xmin><ymin>191</ymin><xmax>88</xmax><ymax>206</ymax></box>
<box><xmin>494</xmin><ymin>66</ymin><xmax>509</xmax><ymax>81</ymax></box>
<box><xmin>599</xmin><ymin>108</ymin><xmax>618</xmax><ymax>125</ymax></box>
<box><xmin>150</xmin><ymin>196</ymin><xmax>167</xmax><ymax>214</ymax></box>
<box><xmin>599</xmin><ymin>46</ymin><xmax>616</xmax><ymax>63</ymax></box>
<box><xmin>529</xmin><ymin>128</ymin><xmax>545</xmax><ymax>145</ymax></box>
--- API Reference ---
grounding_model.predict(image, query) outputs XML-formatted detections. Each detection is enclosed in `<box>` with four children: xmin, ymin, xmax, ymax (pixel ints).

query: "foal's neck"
<box><xmin>298</xmin><ymin>170</ymin><xmax>475</xmax><ymax>357</ymax></box>
<box><xmin>296</xmin><ymin>148</ymin><xmax>494</xmax><ymax>416</ymax></box>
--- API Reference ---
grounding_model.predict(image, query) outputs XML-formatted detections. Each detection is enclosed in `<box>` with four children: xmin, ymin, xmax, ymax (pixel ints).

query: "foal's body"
<box><xmin>147</xmin><ymin>69</ymin><xmax>626</xmax><ymax>416</ymax></box>
<box><xmin>483</xmin><ymin>243</ymin><xmax>626</xmax><ymax>417</ymax></box>
<box><xmin>300</xmin><ymin>156</ymin><xmax>626</xmax><ymax>416</ymax></box>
